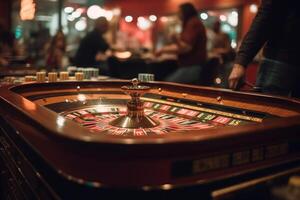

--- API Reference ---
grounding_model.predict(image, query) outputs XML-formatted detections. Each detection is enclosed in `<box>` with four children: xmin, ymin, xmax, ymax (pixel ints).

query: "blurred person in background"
<box><xmin>45</xmin><ymin>30</ymin><xmax>68</xmax><ymax>71</ymax></box>
<box><xmin>209</xmin><ymin>20</ymin><xmax>235</xmax><ymax>64</ymax></box>
<box><xmin>206</xmin><ymin>20</ymin><xmax>236</xmax><ymax>88</ymax></box>
<box><xmin>29</xmin><ymin>22</ymin><xmax>51</xmax><ymax>67</ymax></box>
<box><xmin>228</xmin><ymin>0</ymin><xmax>300</xmax><ymax>97</ymax></box>
<box><xmin>0</xmin><ymin>22</ymin><xmax>22</xmax><ymax>67</ymax></box>
<box><xmin>74</xmin><ymin>17</ymin><xmax>111</xmax><ymax>71</ymax></box>
<box><xmin>155</xmin><ymin>2</ymin><xmax>207</xmax><ymax>84</ymax></box>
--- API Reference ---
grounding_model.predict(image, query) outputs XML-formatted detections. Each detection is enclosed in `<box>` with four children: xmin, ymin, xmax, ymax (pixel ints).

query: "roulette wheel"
<box><xmin>0</xmin><ymin>78</ymin><xmax>300</xmax><ymax>199</ymax></box>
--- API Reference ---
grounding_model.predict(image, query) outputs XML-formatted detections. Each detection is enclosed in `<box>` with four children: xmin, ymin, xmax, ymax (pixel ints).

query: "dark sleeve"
<box><xmin>95</xmin><ymin>36</ymin><xmax>109</xmax><ymax>53</ymax></box>
<box><xmin>235</xmin><ymin>0</ymin><xmax>274</xmax><ymax>67</ymax></box>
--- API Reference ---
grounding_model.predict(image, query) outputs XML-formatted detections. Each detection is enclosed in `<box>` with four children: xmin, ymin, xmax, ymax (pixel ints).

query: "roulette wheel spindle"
<box><xmin>109</xmin><ymin>78</ymin><xmax>159</xmax><ymax>128</ymax></box>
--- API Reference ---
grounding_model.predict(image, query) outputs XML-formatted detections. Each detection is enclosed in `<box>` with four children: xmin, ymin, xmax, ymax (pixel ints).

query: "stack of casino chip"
<box><xmin>48</xmin><ymin>72</ymin><xmax>58</xmax><ymax>82</ymax></box>
<box><xmin>72</xmin><ymin>67</ymin><xmax>99</xmax><ymax>80</ymax></box>
<box><xmin>76</xmin><ymin>67</ymin><xmax>84</xmax><ymax>73</ymax></box>
<box><xmin>91</xmin><ymin>68</ymin><xmax>99</xmax><ymax>79</ymax></box>
<box><xmin>83</xmin><ymin>68</ymin><xmax>92</xmax><ymax>80</ymax></box>
<box><xmin>24</xmin><ymin>76</ymin><xmax>36</xmax><ymax>82</ymax></box>
<box><xmin>36</xmin><ymin>72</ymin><xmax>46</xmax><ymax>82</ymax></box>
<box><xmin>81</xmin><ymin>68</ymin><xmax>98</xmax><ymax>80</ymax></box>
<box><xmin>75</xmin><ymin>72</ymin><xmax>84</xmax><ymax>81</ymax></box>
<box><xmin>138</xmin><ymin>73</ymin><xmax>155</xmax><ymax>82</ymax></box>
<box><xmin>59</xmin><ymin>71</ymin><xmax>69</xmax><ymax>81</ymax></box>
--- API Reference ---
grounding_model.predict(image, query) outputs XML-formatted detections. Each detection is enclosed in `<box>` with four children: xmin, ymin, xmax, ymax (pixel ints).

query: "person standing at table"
<box><xmin>209</xmin><ymin>20</ymin><xmax>234</xmax><ymax>64</ymax></box>
<box><xmin>155</xmin><ymin>2</ymin><xmax>207</xmax><ymax>84</ymax></box>
<box><xmin>74</xmin><ymin>17</ymin><xmax>111</xmax><ymax>68</ymax></box>
<box><xmin>228</xmin><ymin>0</ymin><xmax>300</xmax><ymax>97</ymax></box>
<box><xmin>45</xmin><ymin>30</ymin><xmax>68</xmax><ymax>71</ymax></box>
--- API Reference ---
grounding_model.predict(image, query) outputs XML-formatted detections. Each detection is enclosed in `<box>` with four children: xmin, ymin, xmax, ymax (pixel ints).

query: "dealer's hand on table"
<box><xmin>228</xmin><ymin>64</ymin><xmax>246</xmax><ymax>90</ymax></box>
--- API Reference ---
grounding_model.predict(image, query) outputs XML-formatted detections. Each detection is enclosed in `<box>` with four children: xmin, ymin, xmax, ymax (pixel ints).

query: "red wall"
<box><xmin>0</xmin><ymin>0</ymin><xmax>12</xmax><ymax>29</ymax></box>
<box><xmin>105</xmin><ymin>0</ymin><xmax>257</xmax><ymax>17</ymax></box>
<box><xmin>105</xmin><ymin>0</ymin><xmax>260</xmax><ymax>38</ymax></box>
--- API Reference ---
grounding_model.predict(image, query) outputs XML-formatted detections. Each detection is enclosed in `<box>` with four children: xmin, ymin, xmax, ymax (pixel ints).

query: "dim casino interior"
<box><xmin>1</xmin><ymin>0</ymin><xmax>300</xmax><ymax>200</ymax></box>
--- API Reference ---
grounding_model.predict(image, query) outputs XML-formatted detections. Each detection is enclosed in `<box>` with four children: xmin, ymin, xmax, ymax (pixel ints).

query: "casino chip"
<box><xmin>138</xmin><ymin>73</ymin><xmax>155</xmax><ymax>82</ymax></box>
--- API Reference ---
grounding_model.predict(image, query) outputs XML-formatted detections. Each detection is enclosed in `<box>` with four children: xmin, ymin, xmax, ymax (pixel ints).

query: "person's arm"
<box><xmin>155</xmin><ymin>43</ymin><xmax>179</xmax><ymax>56</ymax></box>
<box><xmin>235</xmin><ymin>0</ymin><xmax>273</xmax><ymax>67</ymax></box>
<box><xmin>155</xmin><ymin>39</ymin><xmax>192</xmax><ymax>56</ymax></box>
<box><xmin>95</xmin><ymin>49</ymin><xmax>112</xmax><ymax>61</ymax></box>
<box><xmin>229</xmin><ymin>0</ymin><xmax>274</xmax><ymax>89</ymax></box>
<box><xmin>95</xmin><ymin>36</ymin><xmax>111</xmax><ymax>61</ymax></box>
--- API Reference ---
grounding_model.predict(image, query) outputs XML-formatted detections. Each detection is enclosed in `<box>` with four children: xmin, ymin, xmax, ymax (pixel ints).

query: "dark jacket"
<box><xmin>235</xmin><ymin>0</ymin><xmax>300</xmax><ymax>66</ymax></box>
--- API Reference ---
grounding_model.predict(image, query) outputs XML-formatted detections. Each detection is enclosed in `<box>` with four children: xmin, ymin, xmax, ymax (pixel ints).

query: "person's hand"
<box><xmin>228</xmin><ymin>64</ymin><xmax>246</xmax><ymax>90</ymax></box>
<box><xmin>95</xmin><ymin>52</ymin><xmax>107</xmax><ymax>61</ymax></box>
<box><xmin>105</xmin><ymin>49</ymin><xmax>113</xmax><ymax>57</ymax></box>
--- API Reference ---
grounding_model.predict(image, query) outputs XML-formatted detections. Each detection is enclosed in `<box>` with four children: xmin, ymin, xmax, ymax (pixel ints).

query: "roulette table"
<box><xmin>1</xmin><ymin>79</ymin><xmax>300</xmax><ymax>199</ymax></box>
